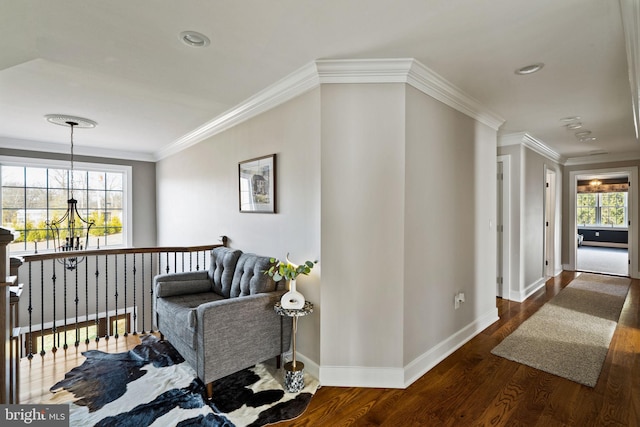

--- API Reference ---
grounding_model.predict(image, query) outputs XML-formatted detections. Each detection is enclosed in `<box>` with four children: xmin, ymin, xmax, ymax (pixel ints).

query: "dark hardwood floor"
<box><xmin>20</xmin><ymin>271</ymin><xmax>639</xmax><ymax>426</ymax></box>
<box><xmin>279</xmin><ymin>271</ymin><xmax>639</xmax><ymax>427</ymax></box>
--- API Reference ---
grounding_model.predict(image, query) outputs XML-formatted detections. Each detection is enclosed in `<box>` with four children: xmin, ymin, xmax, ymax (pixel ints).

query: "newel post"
<box><xmin>0</xmin><ymin>227</ymin><xmax>16</xmax><ymax>403</ymax></box>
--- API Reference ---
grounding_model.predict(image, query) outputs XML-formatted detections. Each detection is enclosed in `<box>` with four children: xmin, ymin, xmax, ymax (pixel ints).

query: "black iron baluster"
<box><xmin>62</xmin><ymin>264</ymin><xmax>68</xmax><ymax>350</ymax></box>
<box><xmin>124</xmin><ymin>254</ymin><xmax>128</xmax><ymax>337</ymax></box>
<box><xmin>52</xmin><ymin>260</ymin><xmax>57</xmax><ymax>353</ymax></box>
<box><xmin>141</xmin><ymin>253</ymin><xmax>146</xmax><ymax>334</ymax></box>
<box><xmin>74</xmin><ymin>261</ymin><xmax>79</xmax><ymax>347</ymax></box>
<box><xmin>104</xmin><ymin>255</ymin><xmax>109</xmax><ymax>340</ymax></box>
<box><xmin>95</xmin><ymin>255</ymin><xmax>100</xmax><ymax>343</ymax></box>
<box><xmin>133</xmin><ymin>254</ymin><xmax>137</xmax><ymax>335</ymax></box>
<box><xmin>165</xmin><ymin>252</ymin><xmax>170</xmax><ymax>274</ymax></box>
<box><xmin>174</xmin><ymin>252</ymin><xmax>178</xmax><ymax>273</ymax></box>
<box><xmin>114</xmin><ymin>254</ymin><xmax>119</xmax><ymax>339</ymax></box>
<box><xmin>84</xmin><ymin>257</ymin><xmax>89</xmax><ymax>344</ymax></box>
<box><xmin>40</xmin><ymin>260</ymin><xmax>45</xmax><ymax>356</ymax></box>
<box><xmin>196</xmin><ymin>250</ymin><xmax>200</xmax><ymax>271</ymax></box>
<box><xmin>150</xmin><ymin>253</ymin><xmax>155</xmax><ymax>333</ymax></box>
<box><xmin>27</xmin><ymin>262</ymin><xmax>33</xmax><ymax>359</ymax></box>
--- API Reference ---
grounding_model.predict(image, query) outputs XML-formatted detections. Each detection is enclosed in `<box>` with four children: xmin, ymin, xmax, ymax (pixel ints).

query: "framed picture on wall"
<box><xmin>238</xmin><ymin>154</ymin><xmax>276</xmax><ymax>213</ymax></box>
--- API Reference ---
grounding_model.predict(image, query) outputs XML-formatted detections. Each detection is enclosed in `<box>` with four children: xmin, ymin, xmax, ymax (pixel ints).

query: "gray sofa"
<box><xmin>154</xmin><ymin>246</ymin><xmax>292</xmax><ymax>397</ymax></box>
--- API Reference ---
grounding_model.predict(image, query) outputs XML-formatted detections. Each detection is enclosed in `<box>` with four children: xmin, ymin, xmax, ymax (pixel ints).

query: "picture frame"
<box><xmin>238</xmin><ymin>154</ymin><xmax>276</xmax><ymax>213</ymax></box>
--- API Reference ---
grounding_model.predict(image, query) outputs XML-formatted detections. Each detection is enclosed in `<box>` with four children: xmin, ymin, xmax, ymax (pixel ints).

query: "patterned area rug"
<box><xmin>46</xmin><ymin>335</ymin><xmax>319</xmax><ymax>426</ymax></box>
<box><xmin>492</xmin><ymin>273</ymin><xmax>630</xmax><ymax>387</ymax></box>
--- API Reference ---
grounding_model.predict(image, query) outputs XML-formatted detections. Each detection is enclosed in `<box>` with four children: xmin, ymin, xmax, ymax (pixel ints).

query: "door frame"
<box><xmin>569</xmin><ymin>166</ymin><xmax>638</xmax><ymax>278</ymax></box>
<box><xmin>497</xmin><ymin>155</ymin><xmax>511</xmax><ymax>299</ymax></box>
<box><xmin>544</xmin><ymin>167</ymin><xmax>556</xmax><ymax>277</ymax></box>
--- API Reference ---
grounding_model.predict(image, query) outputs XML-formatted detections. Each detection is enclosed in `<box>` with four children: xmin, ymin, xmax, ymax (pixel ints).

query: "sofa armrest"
<box><xmin>196</xmin><ymin>291</ymin><xmax>291</xmax><ymax>383</ymax></box>
<box><xmin>154</xmin><ymin>271</ymin><xmax>211</xmax><ymax>297</ymax></box>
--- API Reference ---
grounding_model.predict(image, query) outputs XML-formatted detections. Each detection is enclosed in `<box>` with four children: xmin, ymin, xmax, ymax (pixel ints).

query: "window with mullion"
<box><xmin>1</xmin><ymin>161</ymin><xmax>128</xmax><ymax>253</ymax></box>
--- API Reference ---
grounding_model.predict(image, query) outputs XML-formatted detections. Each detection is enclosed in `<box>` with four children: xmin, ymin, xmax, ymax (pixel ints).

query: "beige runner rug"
<box><xmin>491</xmin><ymin>273</ymin><xmax>630</xmax><ymax>387</ymax></box>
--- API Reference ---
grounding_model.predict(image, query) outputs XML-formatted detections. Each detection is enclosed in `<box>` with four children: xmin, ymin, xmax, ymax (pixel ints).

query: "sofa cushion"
<box><xmin>230</xmin><ymin>254</ymin><xmax>276</xmax><ymax>297</ymax></box>
<box><xmin>156</xmin><ymin>291</ymin><xmax>224</xmax><ymax>348</ymax></box>
<box><xmin>209</xmin><ymin>247</ymin><xmax>242</xmax><ymax>297</ymax></box>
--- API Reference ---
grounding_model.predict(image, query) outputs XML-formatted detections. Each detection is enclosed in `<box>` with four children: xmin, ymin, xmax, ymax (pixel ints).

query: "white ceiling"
<box><xmin>1</xmin><ymin>0</ymin><xmax>638</xmax><ymax>162</ymax></box>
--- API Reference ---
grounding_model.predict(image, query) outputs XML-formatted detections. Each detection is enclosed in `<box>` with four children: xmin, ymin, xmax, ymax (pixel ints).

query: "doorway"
<box><xmin>576</xmin><ymin>172</ymin><xmax>629</xmax><ymax>276</ymax></box>
<box><xmin>569</xmin><ymin>166</ymin><xmax>638</xmax><ymax>278</ymax></box>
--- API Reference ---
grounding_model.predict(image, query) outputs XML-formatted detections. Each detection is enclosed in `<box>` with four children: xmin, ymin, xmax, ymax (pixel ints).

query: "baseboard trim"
<box><xmin>318</xmin><ymin>307</ymin><xmax>499</xmax><ymax>389</ymax></box>
<box><xmin>511</xmin><ymin>277</ymin><xmax>546</xmax><ymax>302</ymax></box>
<box><xmin>403</xmin><ymin>307</ymin><xmax>499</xmax><ymax>387</ymax></box>
<box><xmin>319</xmin><ymin>365</ymin><xmax>405</xmax><ymax>389</ymax></box>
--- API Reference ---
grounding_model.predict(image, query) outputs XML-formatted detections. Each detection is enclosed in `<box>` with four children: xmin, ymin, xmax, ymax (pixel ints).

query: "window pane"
<box><xmin>48</xmin><ymin>169</ymin><xmax>68</xmax><ymax>189</ymax></box>
<box><xmin>2</xmin><ymin>187</ymin><xmax>24</xmax><ymax>209</ymax></box>
<box><xmin>70</xmin><ymin>170</ymin><xmax>87</xmax><ymax>191</ymax></box>
<box><xmin>88</xmin><ymin>171</ymin><xmax>106</xmax><ymax>190</ymax></box>
<box><xmin>25</xmin><ymin>167</ymin><xmax>47</xmax><ymax>187</ymax></box>
<box><xmin>48</xmin><ymin>189</ymin><xmax>68</xmax><ymax>209</ymax></box>
<box><xmin>106</xmin><ymin>191</ymin><xmax>122</xmax><ymax>209</ymax></box>
<box><xmin>106</xmin><ymin>173</ymin><xmax>123</xmax><ymax>191</ymax></box>
<box><xmin>2</xmin><ymin>166</ymin><xmax>24</xmax><ymax>186</ymax></box>
<box><xmin>25</xmin><ymin>188</ymin><xmax>47</xmax><ymax>209</ymax></box>
<box><xmin>88</xmin><ymin>190</ymin><xmax>106</xmax><ymax>210</ymax></box>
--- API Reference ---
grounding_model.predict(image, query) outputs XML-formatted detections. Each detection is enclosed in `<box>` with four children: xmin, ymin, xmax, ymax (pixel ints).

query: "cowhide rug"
<box><xmin>47</xmin><ymin>335</ymin><xmax>319</xmax><ymax>427</ymax></box>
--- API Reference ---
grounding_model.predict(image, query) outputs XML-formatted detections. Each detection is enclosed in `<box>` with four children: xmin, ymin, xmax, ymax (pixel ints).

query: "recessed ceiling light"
<box><xmin>579</xmin><ymin>136</ymin><xmax>597</xmax><ymax>143</ymax></box>
<box><xmin>45</xmin><ymin>114</ymin><xmax>97</xmax><ymax>128</ymax></box>
<box><xmin>566</xmin><ymin>122</ymin><xmax>583</xmax><ymax>130</ymax></box>
<box><xmin>514</xmin><ymin>63</ymin><xmax>544</xmax><ymax>75</ymax></box>
<box><xmin>560</xmin><ymin>116</ymin><xmax>581</xmax><ymax>122</ymax></box>
<box><xmin>575</xmin><ymin>130</ymin><xmax>592</xmax><ymax>138</ymax></box>
<box><xmin>179</xmin><ymin>31</ymin><xmax>210</xmax><ymax>48</ymax></box>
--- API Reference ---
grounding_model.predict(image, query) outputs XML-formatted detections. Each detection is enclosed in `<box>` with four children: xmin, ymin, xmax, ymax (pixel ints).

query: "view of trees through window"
<box><xmin>577</xmin><ymin>192</ymin><xmax>627</xmax><ymax>227</ymax></box>
<box><xmin>2</xmin><ymin>165</ymin><xmax>124</xmax><ymax>253</ymax></box>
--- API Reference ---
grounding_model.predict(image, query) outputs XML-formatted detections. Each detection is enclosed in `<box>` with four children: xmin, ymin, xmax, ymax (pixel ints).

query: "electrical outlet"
<box><xmin>454</xmin><ymin>292</ymin><xmax>465</xmax><ymax>309</ymax></box>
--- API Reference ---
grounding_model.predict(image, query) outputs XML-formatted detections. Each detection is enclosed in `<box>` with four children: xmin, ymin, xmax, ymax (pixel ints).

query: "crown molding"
<box><xmin>156</xmin><ymin>58</ymin><xmax>506</xmax><ymax>160</ymax></box>
<box><xmin>156</xmin><ymin>62</ymin><xmax>321</xmax><ymax>160</ymax></box>
<box><xmin>0</xmin><ymin>136</ymin><xmax>155</xmax><ymax>162</ymax></box>
<box><xmin>620</xmin><ymin>0</ymin><xmax>640</xmax><ymax>140</ymax></box>
<box><xmin>498</xmin><ymin>132</ymin><xmax>564</xmax><ymax>164</ymax></box>
<box><xmin>564</xmin><ymin>150</ymin><xmax>640</xmax><ymax>166</ymax></box>
<box><xmin>405</xmin><ymin>60</ymin><xmax>505</xmax><ymax>130</ymax></box>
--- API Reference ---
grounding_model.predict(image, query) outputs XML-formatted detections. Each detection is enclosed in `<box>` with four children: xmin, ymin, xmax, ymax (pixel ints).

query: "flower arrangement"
<box><xmin>265</xmin><ymin>253</ymin><xmax>316</xmax><ymax>281</ymax></box>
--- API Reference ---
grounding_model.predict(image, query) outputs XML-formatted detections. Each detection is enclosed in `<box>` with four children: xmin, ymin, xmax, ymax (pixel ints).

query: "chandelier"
<box><xmin>45</xmin><ymin>115</ymin><xmax>97</xmax><ymax>270</ymax></box>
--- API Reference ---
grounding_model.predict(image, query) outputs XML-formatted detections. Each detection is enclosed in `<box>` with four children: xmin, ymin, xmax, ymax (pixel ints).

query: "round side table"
<box><xmin>274</xmin><ymin>301</ymin><xmax>313</xmax><ymax>392</ymax></box>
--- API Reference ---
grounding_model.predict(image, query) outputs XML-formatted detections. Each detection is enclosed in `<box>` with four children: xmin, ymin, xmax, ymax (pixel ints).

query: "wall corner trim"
<box><xmin>156</xmin><ymin>58</ymin><xmax>506</xmax><ymax>160</ymax></box>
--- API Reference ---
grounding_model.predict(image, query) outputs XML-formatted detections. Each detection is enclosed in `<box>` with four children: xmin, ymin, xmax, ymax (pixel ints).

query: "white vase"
<box><xmin>281</xmin><ymin>279</ymin><xmax>305</xmax><ymax>310</ymax></box>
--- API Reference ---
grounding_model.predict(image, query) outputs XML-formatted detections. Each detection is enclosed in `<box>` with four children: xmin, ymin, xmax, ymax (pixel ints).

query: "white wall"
<box><xmin>403</xmin><ymin>87</ymin><xmax>498</xmax><ymax>383</ymax></box>
<box><xmin>320</xmin><ymin>83</ymin><xmax>406</xmax><ymax>381</ymax></box>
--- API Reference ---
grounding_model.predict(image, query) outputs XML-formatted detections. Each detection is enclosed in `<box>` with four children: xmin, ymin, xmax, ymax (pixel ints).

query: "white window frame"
<box><xmin>0</xmin><ymin>155</ymin><xmax>133</xmax><ymax>253</ymax></box>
